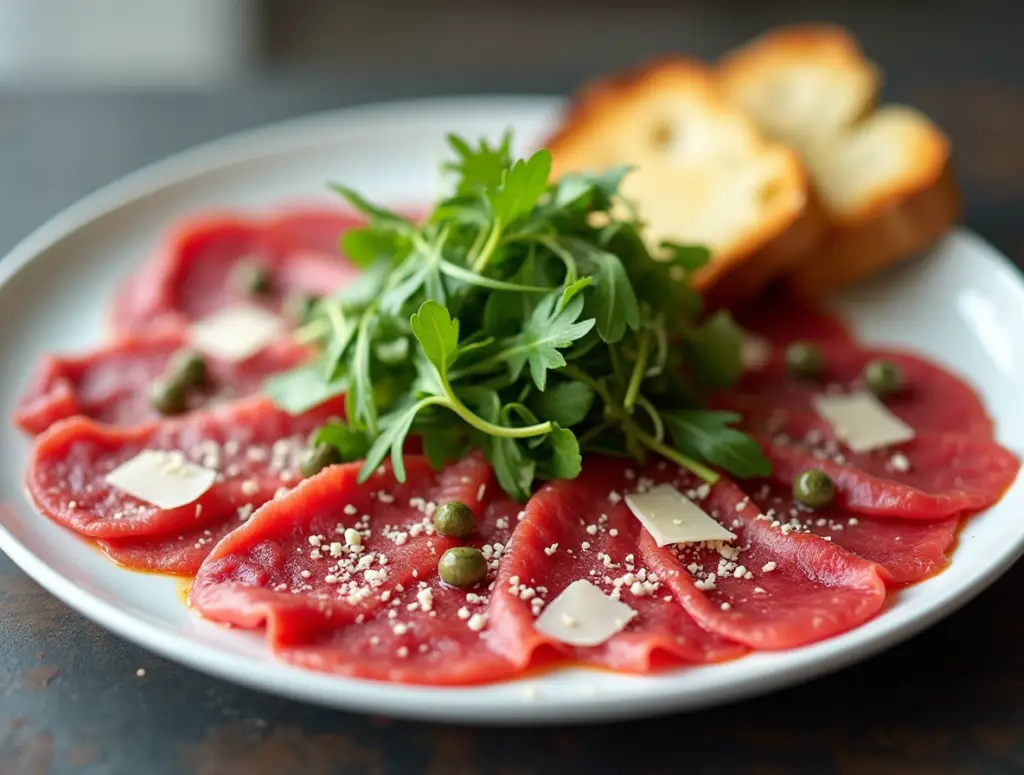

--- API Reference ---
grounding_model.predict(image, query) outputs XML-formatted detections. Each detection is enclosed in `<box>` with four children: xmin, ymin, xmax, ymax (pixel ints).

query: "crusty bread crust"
<box><xmin>718</xmin><ymin>25</ymin><xmax>959</xmax><ymax>300</ymax></box>
<box><xmin>546</xmin><ymin>57</ymin><xmax>815</xmax><ymax>300</ymax></box>
<box><xmin>788</xmin><ymin>162</ymin><xmax>961</xmax><ymax>298</ymax></box>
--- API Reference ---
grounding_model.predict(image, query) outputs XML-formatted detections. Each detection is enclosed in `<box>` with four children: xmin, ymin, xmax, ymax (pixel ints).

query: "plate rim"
<box><xmin>1</xmin><ymin>95</ymin><xmax>1022</xmax><ymax>725</ymax></box>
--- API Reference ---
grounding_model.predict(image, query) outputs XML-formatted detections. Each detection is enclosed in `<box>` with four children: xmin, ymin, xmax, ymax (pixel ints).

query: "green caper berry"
<box><xmin>231</xmin><ymin>260</ymin><xmax>272</xmax><ymax>296</ymax></box>
<box><xmin>863</xmin><ymin>358</ymin><xmax>904</xmax><ymax>398</ymax></box>
<box><xmin>149</xmin><ymin>378</ymin><xmax>188</xmax><ymax>416</ymax></box>
<box><xmin>432</xmin><ymin>501</ymin><xmax>476</xmax><ymax>538</ymax></box>
<box><xmin>785</xmin><ymin>341</ymin><xmax>824</xmax><ymax>379</ymax></box>
<box><xmin>284</xmin><ymin>293</ymin><xmax>319</xmax><ymax>325</ymax></box>
<box><xmin>299</xmin><ymin>443</ymin><xmax>341</xmax><ymax>479</ymax></box>
<box><xmin>437</xmin><ymin>546</ymin><xmax>488</xmax><ymax>588</ymax></box>
<box><xmin>793</xmin><ymin>469</ymin><xmax>836</xmax><ymax>510</ymax></box>
<box><xmin>167</xmin><ymin>348</ymin><xmax>208</xmax><ymax>388</ymax></box>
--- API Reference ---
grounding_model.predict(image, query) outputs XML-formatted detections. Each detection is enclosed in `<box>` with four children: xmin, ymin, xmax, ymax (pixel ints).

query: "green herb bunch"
<box><xmin>266</xmin><ymin>133</ymin><xmax>771</xmax><ymax>500</ymax></box>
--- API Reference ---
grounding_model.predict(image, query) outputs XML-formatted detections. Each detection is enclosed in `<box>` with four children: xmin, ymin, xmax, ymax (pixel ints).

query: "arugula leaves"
<box><xmin>504</xmin><ymin>290</ymin><xmax>595</xmax><ymax>390</ymax></box>
<box><xmin>267</xmin><ymin>133</ymin><xmax>768</xmax><ymax>499</ymax></box>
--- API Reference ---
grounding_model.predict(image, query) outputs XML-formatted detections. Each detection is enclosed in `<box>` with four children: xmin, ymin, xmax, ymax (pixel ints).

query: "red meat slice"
<box><xmin>110</xmin><ymin>209</ymin><xmax>362</xmax><ymax>334</ymax></box>
<box><xmin>276</xmin><ymin>496</ymin><xmax>524</xmax><ymax>685</ymax></box>
<box><xmin>734</xmin><ymin>290</ymin><xmax>855</xmax><ymax>347</ymax></box>
<box><xmin>723</xmin><ymin>396</ymin><xmax>1020</xmax><ymax>519</ymax></box>
<box><xmin>730</xmin><ymin>343</ymin><xmax>993</xmax><ymax>438</ymax></box>
<box><xmin>26</xmin><ymin>395</ymin><xmax>344</xmax><ymax>540</ymax></box>
<box><xmin>489</xmin><ymin>458</ymin><xmax>748</xmax><ymax>672</ymax></box>
<box><xmin>98</xmin><ymin>510</ymin><xmax>247</xmax><ymax>576</ymax></box>
<box><xmin>190</xmin><ymin>455</ymin><xmax>516</xmax><ymax>685</ymax></box>
<box><xmin>637</xmin><ymin>473</ymin><xmax>887</xmax><ymax>650</ymax></box>
<box><xmin>15</xmin><ymin>326</ymin><xmax>310</xmax><ymax>435</ymax></box>
<box><xmin>744</xmin><ymin>480</ymin><xmax>959</xmax><ymax>585</ymax></box>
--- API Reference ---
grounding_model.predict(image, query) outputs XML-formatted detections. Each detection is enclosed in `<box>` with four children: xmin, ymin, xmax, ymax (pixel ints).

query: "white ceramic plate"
<box><xmin>1</xmin><ymin>97</ymin><xmax>1022</xmax><ymax>725</ymax></box>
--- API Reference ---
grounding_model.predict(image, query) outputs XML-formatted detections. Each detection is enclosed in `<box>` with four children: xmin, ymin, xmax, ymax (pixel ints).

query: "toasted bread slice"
<box><xmin>719</xmin><ymin>24</ymin><xmax>880</xmax><ymax>146</ymax></box>
<box><xmin>719</xmin><ymin>25</ymin><xmax>959</xmax><ymax>298</ymax></box>
<box><xmin>546</xmin><ymin>58</ymin><xmax>822</xmax><ymax>302</ymax></box>
<box><xmin>789</xmin><ymin>106</ymin><xmax>958</xmax><ymax>296</ymax></box>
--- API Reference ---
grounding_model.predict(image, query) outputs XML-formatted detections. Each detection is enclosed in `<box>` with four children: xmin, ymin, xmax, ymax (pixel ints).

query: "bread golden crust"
<box><xmin>718</xmin><ymin>25</ymin><xmax>959</xmax><ymax>300</ymax></box>
<box><xmin>788</xmin><ymin>162</ymin><xmax>961</xmax><ymax>298</ymax></box>
<box><xmin>546</xmin><ymin>57</ymin><xmax>815</xmax><ymax>301</ymax></box>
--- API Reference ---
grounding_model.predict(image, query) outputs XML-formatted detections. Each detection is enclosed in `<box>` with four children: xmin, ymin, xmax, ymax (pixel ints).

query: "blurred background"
<box><xmin>1</xmin><ymin>0</ymin><xmax>1023</xmax><ymax>255</ymax></box>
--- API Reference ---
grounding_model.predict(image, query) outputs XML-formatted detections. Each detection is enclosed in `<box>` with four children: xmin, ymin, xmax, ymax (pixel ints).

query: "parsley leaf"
<box><xmin>527</xmin><ymin>379</ymin><xmax>595</xmax><ymax>426</ymax></box>
<box><xmin>570</xmin><ymin>240</ymin><xmax>640</xmax><ymax>343</ymax></box>
<box><xmin>264</xmin><ymin>364</ymin><xmax>347</xmax><ymax>416</ymax></box>
<box><xmin>683</xmin><ymin>311</ymin><xmax>744</xmax><ymax>390</ymax></box>
<box><xmin>487</xmin><ymin>149</ymin><xmax>552</xmax><ymax>225</ymax></box>
<box><xmin>314</xmin><ymin>422</ymin><xmax>372</xmax><ymax>463</ymax></box>
<box><xmin>503</xmin><ymin>290</ymin><xmax>595</xmax><ymax>391</ymax></box>
<box><xmin>410</xmin><ymin>300</ymin><xmax>460</xmax><ymax>377</ymax></box>
<box><xmin>663</xmin><ymin>410</ymin><xmax>771</xmax><ymax>479</ymax></box>
<box><xmin>444</xmin><ymin>132</ymin><xmax>512</xmax><ymax>195</ymax></box>
<box><xmin>660</xmin><ymin>241</ymin><xmax>712</xmax><ymax>272</ymax></box>
<box><xmin>538</xmin><ymin>426</ymin><xmax>582</xmax><ymax>480</ymax></box>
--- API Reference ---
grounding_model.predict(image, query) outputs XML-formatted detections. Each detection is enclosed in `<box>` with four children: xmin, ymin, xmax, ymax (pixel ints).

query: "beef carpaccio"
<box><xmin>16</xmin><ymin>205</ymin><xmax>1020</xmax><ymax>687</ymax></box>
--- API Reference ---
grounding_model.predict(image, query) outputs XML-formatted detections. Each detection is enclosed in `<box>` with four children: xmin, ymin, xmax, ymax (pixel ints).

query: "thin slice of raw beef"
<box><xmin>26</xmin><ymin>395</ymin><xmax>344</xmax><ymax>539</ymax></box>
<box><xmin>110</xmin><ymin>209</ymin><xmax>362</xmax><ymax>334</ymax></box>
<box><xmin>730</xmin><ymin>343</ymin><xmax>994</xmax><ymax>438</ymax></box>
<box><xmin>743</xmin><ymin>480</ymin><xmax>959</xmax><ymax>585</ymax></box>
<box><xmin>15</xmin><ymin>325</ymin><xmax>309</xmax><ymax>435</ymax></box>
<box><xmin>488</xmin><ymin>458</ymin><xmax>748</xmax><ymax>673</ymax></box>
<box><xmin>636</xmin><ymin>470</ymin><xmax>887</xmax><ymax>649</ymax></box>
<box><xmin>722</xmin><ymin>396</ymin><xmax>1020</xmax><ymax>519</ymax></box>
<box><xmin>190</xmin><ymin>455</ymin><xmax>519</xmax><ymax>685</ymax></box>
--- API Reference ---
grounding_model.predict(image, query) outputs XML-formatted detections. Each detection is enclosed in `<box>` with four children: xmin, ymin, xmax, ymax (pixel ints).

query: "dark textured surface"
<box><xmin>4</xmin><ymin>7</ymin><xmax>1024</xmax><ymax>773</ymax></box>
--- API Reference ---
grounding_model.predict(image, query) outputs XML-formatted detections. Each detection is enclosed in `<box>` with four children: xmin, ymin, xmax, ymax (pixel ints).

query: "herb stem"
<box><xmin>563</xmin><ymin>364</ymin><xmax>718</xmax><ymax>482</ymax></box>
<box><xmin>630</xmin><ymin>422</ymin><xmax>720</xmax><ymax>484</ymax></box>
<box><xmin>623</xmin><ymin>329</ymin><xmax>652</xmax><ymax>413</ymax></box>
<box><xmin>634</xmin><ymin>394</ymin><xmax>665</xmax><ymax>444</ymax></box>
<box><xmin>443</xmin><ymin>395</ymin><xmax>553</xmax><ymax>439</ymax></box>
<box><xmin>436</xmin><ymin>373</ymin><xmax>552</xmax><ymax>439</ymax></box>
<box><xmin>471</xmin><ymin>221</ymin><xmax>503</xmax><ymax>273</ymax></box>
<box><xmin>295</xmin><ymin>319</ymin><xmax>329</xmax><ymax>345</ymax></box>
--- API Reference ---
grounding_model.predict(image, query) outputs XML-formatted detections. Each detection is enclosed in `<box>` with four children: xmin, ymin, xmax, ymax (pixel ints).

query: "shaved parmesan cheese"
<box><xmin>625</xmin><ymin>484</ymin><xmax>736</xmax><ymax>547</ymax></box>
<box><xmin>189</xmin><ymin>303</ymin><xmax>283</xmax><ymax>362</ymax></box>
<box><xmin>534</xmin><ymin>580</ymin><xmax>637</xmax><ymax>647</ymax></box>
<box><xmin>105</xmin><ymin>450</ymin><xmax>217</xmax><ymax>509</ymax></box>
<box><xmin>740</xmin><ymin>331</ymin><xmax>772</xmax><ymax>371</ymax></box>
<box><xmin>812</xmin><ymin>391</ymin><xmax>915</xmax><ymax>453</ymax></box>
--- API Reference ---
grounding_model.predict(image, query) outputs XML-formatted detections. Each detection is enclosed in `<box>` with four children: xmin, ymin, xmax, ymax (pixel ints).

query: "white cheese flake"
<box><xmin>812</xmin><ymin>391</ymin><xmax>915</xmax><ymax>453</ymax></box>
<box><xmin>104</xmin><ymin>450</ymin><xmax>216</xmax><ymax>509</ymax></box>
<box><xmin>533</xmin><ymin>579</ymin><xmax>637</xmax><ymax>647</ymax></box>
<box><xmin>188</xmin><ymin>303</ymin><xmax>284</xmax><ymax>362</ymax></box>
<box><xmin>625</xmin><ymin>484</ymin><xmax>736</xmax><ymax>547</ymax></box>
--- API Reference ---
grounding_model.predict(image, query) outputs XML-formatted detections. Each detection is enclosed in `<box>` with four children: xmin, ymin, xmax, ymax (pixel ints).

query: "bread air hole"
<box><xmin>651</xmin><ymin>121</ymin><xmax>676</xmax><ymax>149</ymax></box>
<box><xmin>758</xmin><ymin>178</ymin><xmax>783</xmax><ymax>206</ymax></box>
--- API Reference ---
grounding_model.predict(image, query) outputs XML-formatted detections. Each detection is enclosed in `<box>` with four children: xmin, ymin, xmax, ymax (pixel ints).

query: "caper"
<box><xmin>793</xmin><ymin>469</ymin><xmax>836</xmax><ymax>510</ymax></box>
<box><xmin>284</xmin><ymin>293</ymin><xmax>319</xmax><ymax>325</ymax></box>
<box><xmin>149</xmin><ymin>378</ymin><xmax>188</xmax><ymax>416</ymax></box>
<box><xmin>437</xmin><ymin>546</ymin><xmax>488</xmax><ymax>588</ymax></box>
<box><xmin>863</xmin><ymin>358</ymin><xmax>904</xmax><ymax>398</ymax></box>
<box><xmin>299</xmin><ymin>442</ymin><xmax>341</xmax><ymax>479</ymax></box>
<box><xmin>432</xmin><ymin>501</ymin><xmax>476</xmax><ymax>538</ymax></box>
<box><xmin>231</xmin><ymin>259</ymin><xmax>272</xmax><ymax>296</ymax></box>
<box><xmin>785</xmin><ymin>341</ymin><xmax>824</xmax><ymax>379</ymax></box>
<box><xmin>167</xmin><ymin>348</ymin><xmax>208</xmax><ymax>388</ymax></box>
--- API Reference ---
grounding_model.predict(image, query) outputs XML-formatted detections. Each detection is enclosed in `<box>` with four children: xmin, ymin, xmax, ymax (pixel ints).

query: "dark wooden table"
<box><xmin>3</xmin><ymin>7</ymin><xmax>1024</xmax><ymax>773</ymax></box>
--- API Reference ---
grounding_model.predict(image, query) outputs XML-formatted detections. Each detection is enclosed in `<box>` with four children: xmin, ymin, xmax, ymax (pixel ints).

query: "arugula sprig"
<box><xmin>265</xmin><ymin>133</ymin><xmax>770</xmax><ymax>500</ymax></box>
